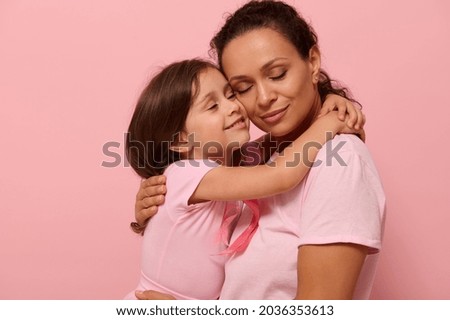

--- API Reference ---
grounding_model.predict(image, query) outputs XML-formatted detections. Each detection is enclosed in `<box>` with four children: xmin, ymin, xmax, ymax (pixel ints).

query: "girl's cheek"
<box><xmin>240</xmin><ymin>100</ymin><xmax>253</xmax><ymax>114</ymax></box>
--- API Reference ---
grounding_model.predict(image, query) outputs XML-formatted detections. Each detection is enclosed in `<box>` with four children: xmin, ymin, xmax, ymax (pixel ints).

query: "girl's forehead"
<box><xmin>198</xmin><ymin>68</ymin><xmax>228</xmax><ymax>87</ymax></box>
<box><xmin>192</xmin><ymin>68</ymin><xmax>230</xmax><ymax>103</ymax></box>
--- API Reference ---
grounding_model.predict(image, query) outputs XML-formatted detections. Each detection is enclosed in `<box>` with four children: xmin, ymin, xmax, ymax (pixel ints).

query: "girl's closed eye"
<box><xmin>226</xmin><ymin>91</ymin><xmax>237</xmax><ymax>100</ymax></box>
<box><xmin>208</xmin><ymin>103</ymin><xmax>218</xmax><ymax>111</ymax></box>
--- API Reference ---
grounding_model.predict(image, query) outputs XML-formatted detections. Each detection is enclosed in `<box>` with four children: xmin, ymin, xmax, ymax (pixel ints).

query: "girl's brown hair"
<box><xmin>126</xmin><ymin>59</ymin><xmax>216</xmax><ymax>179</ymax></box>
<box><xmin>126</xmin><ymin>59</ymin><xmax>216</xmax><ymax>234</ymax></box>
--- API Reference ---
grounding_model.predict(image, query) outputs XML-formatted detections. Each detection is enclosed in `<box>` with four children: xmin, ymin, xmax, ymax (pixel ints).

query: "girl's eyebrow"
<box><xmin>198</xmin><ymin>92</ymin><xmax>213</xmax><ymax>104</ymax></box>
<box><xmin>228</xmin><ymin>57</ymin><xmax>288</xmax><ymax>82</ymax></box>
<box><xmin>198</xmin><ymin>83</ymin><xmax>229</xmax><ymax>104</ymax></box>
<box><xmin>224</xmin><ymin>83</ymin><xmax>233</xmax><ymax>92</ymax></box>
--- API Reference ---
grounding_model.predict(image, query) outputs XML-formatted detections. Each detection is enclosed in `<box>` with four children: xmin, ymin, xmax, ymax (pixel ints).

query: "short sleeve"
<box><xmin>298</xmin><ymin>135</ymin><xmax>386</xmax><ymax>254</ymax></box>
<box><xmin>164</xmin><ymin>159</ymin><xmax>219</xmax><ymax>219</ymax></box>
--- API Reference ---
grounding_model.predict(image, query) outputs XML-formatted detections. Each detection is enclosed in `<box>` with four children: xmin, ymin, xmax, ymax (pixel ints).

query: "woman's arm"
<box><xmin>291</xmin><ymin>131</ymin><xmax>385</xmax><ymax>299</ymax></box>
<box><xmin>295</xmin><ymin>244</ymin><xmax>368</xmax><ymax>299</ymax></box>
<box><xmin>190</xmin><ymin>112</ymin><xmax>357</xmax><ymax>203</ymax></box>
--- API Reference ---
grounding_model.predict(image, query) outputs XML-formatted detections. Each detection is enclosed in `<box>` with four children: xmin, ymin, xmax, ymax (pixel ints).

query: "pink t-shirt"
<box><xmin>220</xmin><ymin>134</ymin><xmax>386</xmax><ymax>299</ymax></box>
<box><xmin>125</xmin><ymin>159</ymin><xmax>231</xmax><ymax>300</ymax></box>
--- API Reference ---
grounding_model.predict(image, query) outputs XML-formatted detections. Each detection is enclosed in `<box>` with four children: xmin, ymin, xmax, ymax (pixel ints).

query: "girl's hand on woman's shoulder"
<box><xmin>318</xmin><ymin>94</ymin><xmax>366</xmax><ymax>131</ymax></box>
<box><xmin>317</xmin><ymin>111</ymin><xmax>366</xmax><ymax>142</ymax></box>
<box><xmin>318</xmin><ymin>94</ymin><xmax>366</xmax><ymax>141</ymax></box>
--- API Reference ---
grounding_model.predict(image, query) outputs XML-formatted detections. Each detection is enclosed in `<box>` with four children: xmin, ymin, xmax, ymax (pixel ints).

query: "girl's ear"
<box><xmin>169</xmin><ymin>131</ymin><xmax>192</xmax><ymax>156</ymax></box>
<box><xmin>308</xmin><ymin>45</ymin><xmax>321</xmax><ymax>84</ymax></box>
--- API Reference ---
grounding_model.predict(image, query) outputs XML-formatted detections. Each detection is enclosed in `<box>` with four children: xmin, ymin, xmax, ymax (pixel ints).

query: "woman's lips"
<box><xmin>261</xmin><ymin>106</ymin><xmax>289</xmax><ymax>124</ymax></box>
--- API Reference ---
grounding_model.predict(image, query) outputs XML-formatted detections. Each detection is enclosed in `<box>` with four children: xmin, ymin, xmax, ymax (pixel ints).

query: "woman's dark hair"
<box><xmin>210</xmin><ymin>0</ymin><xmax>360</xmax><ymax>106</ymax></box>
<box><xmin>126</xmin><ymin>59</ymin><xmax>216</xmax><ymax>179</ymax></box>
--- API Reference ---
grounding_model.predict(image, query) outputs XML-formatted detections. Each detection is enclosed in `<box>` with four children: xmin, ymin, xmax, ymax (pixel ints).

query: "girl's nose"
<box><xmin>227</xmin><ymin>99</ymin><xmax>241</xmax><ymax>115</ymax></box>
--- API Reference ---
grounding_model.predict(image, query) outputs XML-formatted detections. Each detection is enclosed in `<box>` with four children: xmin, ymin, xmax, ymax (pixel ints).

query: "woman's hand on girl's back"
<box><xmin>133</xmin><ymin>176</ymin><xmax>167</xmax><ymax>231</ymax></box>
<box><xmin>135</xmin><ymin>290</ymin><xmax>175</xmax><ymax>300</ymax></box>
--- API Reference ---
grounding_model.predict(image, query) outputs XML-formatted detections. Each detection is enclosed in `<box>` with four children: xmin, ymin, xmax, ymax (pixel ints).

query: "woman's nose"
<box><xmin>256</xmin><ymin>82</ymin><xmax>276</xmax><ymax>109</ymax></box>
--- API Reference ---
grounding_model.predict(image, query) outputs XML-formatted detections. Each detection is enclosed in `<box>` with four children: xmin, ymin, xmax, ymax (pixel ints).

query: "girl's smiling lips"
<box><xmin>260</xmin><ymin>105</ymin><xmax>289</xmax><ymax>124</ymax></box>
<box><xmin>225</xmin><ymin>116</ymin><xmax>247</xmax><ymax>130</ymax></box>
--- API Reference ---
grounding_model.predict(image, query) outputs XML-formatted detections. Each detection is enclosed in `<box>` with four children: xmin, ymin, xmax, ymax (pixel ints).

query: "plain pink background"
<box><xmin>1</xmin><ymin>0</ymin><xmax>449</xmax><ymax>299</ymax></box>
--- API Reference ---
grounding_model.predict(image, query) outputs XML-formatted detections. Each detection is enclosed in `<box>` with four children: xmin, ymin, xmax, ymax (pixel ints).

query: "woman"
<box><xmin>133</xmin><ymin>0</ymin><xmax>385</xmax><ymax>299</ymax></box>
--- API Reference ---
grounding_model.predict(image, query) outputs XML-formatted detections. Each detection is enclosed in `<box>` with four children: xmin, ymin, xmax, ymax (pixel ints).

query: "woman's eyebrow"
<box><xmin>228</xmin><ymin>75</ymin><xmax>247</xmax><ymax>83</ymax></box>
<box><xmin>260</xmin><ymin>57</ymin><xmax>288</xmax><ymax>71</ymax></box>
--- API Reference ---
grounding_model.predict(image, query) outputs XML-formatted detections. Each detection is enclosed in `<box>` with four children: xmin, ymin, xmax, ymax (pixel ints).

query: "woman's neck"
<box><xmin>274</xmin><ymin>93</ymin><xmax>322</xmax><ymax>153</ymax></box>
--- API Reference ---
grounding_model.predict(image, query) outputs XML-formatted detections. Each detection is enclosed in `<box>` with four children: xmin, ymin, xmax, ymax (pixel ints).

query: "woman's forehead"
<box><xmin>221</xmin><ymin>28</ymin><xmax>298</xmax><ymax>76</ymax></box>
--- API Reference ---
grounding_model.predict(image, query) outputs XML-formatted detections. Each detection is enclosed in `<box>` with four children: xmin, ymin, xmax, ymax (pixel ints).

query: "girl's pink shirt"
<box><xmin>125</xmin><ymin>159</ymin><xmax>230</xmax><ymax>300</ymax></box>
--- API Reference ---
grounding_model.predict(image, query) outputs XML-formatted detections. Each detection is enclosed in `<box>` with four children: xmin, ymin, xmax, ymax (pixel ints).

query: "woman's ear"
<box><xmin>308</xmin><ymin>45</ymin><xmax>321</xmax><ymax>84</ymax></box>
<box><xmin>169</xmin><ymin>131</ymin><xmax>192</xmax><ymax>156</ymax></box>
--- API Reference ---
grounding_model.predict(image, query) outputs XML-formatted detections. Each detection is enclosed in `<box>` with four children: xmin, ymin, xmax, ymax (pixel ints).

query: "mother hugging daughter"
<box><xmin>128</xmin><ymin>0</ymin><xmax>385</xmax><ymax>300</ymax></box>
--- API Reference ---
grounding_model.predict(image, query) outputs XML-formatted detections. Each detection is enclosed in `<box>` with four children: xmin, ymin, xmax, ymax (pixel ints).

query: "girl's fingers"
<box><xmin>316</xmin><ymin>109</ymin><xmax>326</xmax><ymax>118</ymax></box>
<box><xmin>354</xmin><ymin>106</ymin><xmax>365</xmax><ymax>130</ymax></box>
<box><xmin>337</xmin><ymin>102</ymin><xmax>347</xmax><ymax>121</ymax></box>
<box><xmin>317</xmin><ymin>105</ymin><xmax>332</xmax><ymax>118</ymax></box>
<box><xmin>320</xmin><ymin>97</ymin><xmax>366</xmax><ymax>130</ymax></box>
<box><xmin>358</xmin><ymin>129</ymin><xmax>366</xmax><ymax>142</ymax></box>
<box><xmin>345</xmin><ymin>101</ymin><xmax>358</xmax><ymax>128</ymax></box>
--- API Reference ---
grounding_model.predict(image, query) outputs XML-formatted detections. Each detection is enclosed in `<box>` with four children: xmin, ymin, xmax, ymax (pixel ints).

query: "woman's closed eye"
<box><xmin>269</xmin><ymin>70</ymin><xmax>287</xmax><ymax>80</ymax></box>
<box><xmin>235</xmin><ymin>85</ymin><xmax>252</xmax><ymax>95</ymax></box>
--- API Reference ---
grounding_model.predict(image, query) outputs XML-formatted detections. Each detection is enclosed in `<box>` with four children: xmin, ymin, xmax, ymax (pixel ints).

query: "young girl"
<box><xmin>124</xmin><ymin>58</ymin><xmax>362</xmax><ymax>299</ymax></box>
